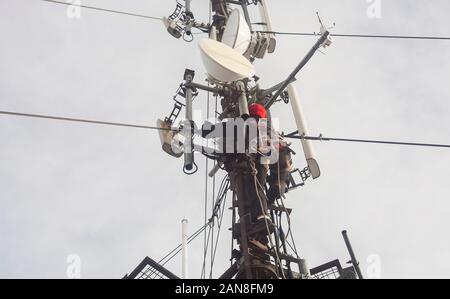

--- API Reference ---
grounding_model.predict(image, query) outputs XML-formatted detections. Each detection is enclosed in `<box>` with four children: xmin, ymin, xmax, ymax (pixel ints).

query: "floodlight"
<box><xmin>157</xmin><ymin>119</ymin><xmax>183</xmax><ymax>158</ymax></box>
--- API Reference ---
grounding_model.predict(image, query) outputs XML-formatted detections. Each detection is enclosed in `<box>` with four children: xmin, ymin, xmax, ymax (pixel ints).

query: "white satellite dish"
<box><xmin>222</xmin><ymin>9</ymin><xmax>252</xmax><ymax>54</ymax></box>
<box><xmin>199</xmin><ymin>38</ymin><xmax>255</xmax><ymax>82</ymax></box>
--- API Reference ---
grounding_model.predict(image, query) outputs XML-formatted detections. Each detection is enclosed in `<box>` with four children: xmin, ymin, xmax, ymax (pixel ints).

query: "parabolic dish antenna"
<box><xmin>222</xmin><ymin>9</ymin><xmax>252</xmax><ymax>54</ymax></box>
<box><xmin>199</xmin><ymin>38</ymin><xmax>255</xmax><ymax>83</ymax></box>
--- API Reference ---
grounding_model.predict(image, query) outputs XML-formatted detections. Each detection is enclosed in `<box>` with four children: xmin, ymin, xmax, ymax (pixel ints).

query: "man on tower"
<box><xmin>200</xmin><ymin>103</ymin><xmax>293</xmax><ymax>237</ymax></box>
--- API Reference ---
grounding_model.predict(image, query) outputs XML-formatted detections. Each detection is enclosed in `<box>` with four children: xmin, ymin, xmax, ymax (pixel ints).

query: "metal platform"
<box><xmin>125</xmin><ymin>257</ymin><xmax>358</xmax><ymax>279</ymax></box>
<box><xmin>310</xmin><ymin>259</ymin><xmax>357</xmax><ymax>279</ymax></box>
<box><xmin>124</xmin><ymin>257</ymin><xmax>180</xmax><ymax>280</ymax></box>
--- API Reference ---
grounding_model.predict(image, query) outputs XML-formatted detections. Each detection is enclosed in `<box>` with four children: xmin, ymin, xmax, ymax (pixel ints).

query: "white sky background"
<box><xmin>0</xmin><ymin>0</ymin><xmax>449</xmax><ymax>279</ymax></box>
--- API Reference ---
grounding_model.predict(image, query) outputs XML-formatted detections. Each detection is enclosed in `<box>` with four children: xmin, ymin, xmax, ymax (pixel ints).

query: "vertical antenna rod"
<box><xmin>342</xmin><ymin>230</ymin><xmax>364</xmax><ymax>279</ymax></box>
<box><xmin>185</xmin><ymin>0</ymin><xmax>191</xmax><ymax>12</ymax></box>
<box><xmin>182</xmin><ymin>219</ymin><xmax>189</xmax><ymax>279</ymax></box>
<box><xmin>265</xmin><ymin>31</ymin><xmax>330</xmax><ymax>109</ymax></box>
<box><xmin>184</xmin><ymin>70</ymin><xmax>195</xmax><ymax>172</ymax></box>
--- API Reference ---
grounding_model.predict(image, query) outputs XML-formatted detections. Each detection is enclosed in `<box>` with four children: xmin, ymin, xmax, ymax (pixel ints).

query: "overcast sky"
<box><xmin>1</xmin><ymin>0</ymin><xmax>449</xmax><ymax>279</ymax></box>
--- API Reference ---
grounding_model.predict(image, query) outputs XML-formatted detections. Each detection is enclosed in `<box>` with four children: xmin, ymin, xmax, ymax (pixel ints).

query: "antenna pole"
<box><xmin>182</xmin><ymin>219</ymin><xmax>189</xmax><ymax>279</ymax></box>
<box><xmin>183</xmin><ymin>70</ymin><xmax>195</xmax><ymax>172</ymax></box>
<box><xmin>265</xmin><ymin>31</ymin><xmax>330</xmax><ymax>109</ymax></box>
<box><xmin>342</xmin><ymin>230</ymin><xmax>364</xmax><ymax>279</ymax></box>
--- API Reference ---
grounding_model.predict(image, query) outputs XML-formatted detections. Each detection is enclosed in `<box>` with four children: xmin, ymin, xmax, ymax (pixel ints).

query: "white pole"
<box><xmin>258</xmin><ymin>0</ymin><xmax>274</xmax><ymax>33</ymax></box>
<box><xmin>181</xmin><ymin>219</ymin><xmax>188</xmax><ymax>279</ymax></box>
<box><xmin>258</xmin><ymin>0</ymin><xmax>276</xmax><ymax>53</ymax></box>
<box><xmin>287</xmin><ymin>83</ymin><xmax>321</xmax><ymax>179</ymax></box>
<box><xmin>209</xmin><ymin>25</ymin><xmax>217</xmax><ymax>41</ymax></box>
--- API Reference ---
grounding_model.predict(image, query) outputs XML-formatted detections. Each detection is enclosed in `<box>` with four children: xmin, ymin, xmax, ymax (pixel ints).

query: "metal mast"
<box><xmin>157</xmin><ymin>0</ymin><xmax>332</xmax><ymax>279</ymax></box>
<box><xmin>124</xmin><ymin>0</ymin><xmax>360</xmax><ymax>280</ymax></box>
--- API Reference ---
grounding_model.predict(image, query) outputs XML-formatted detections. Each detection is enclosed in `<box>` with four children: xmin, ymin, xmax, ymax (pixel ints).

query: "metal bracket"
<box><xmin>164</xmin><ymin>70</ymin><xmax>199</xmax><ymax>125</ymax></box>
<box><xmin>281</xmin><ymin>90</ymin><xmax>289</xmax><ymax>104</ymax></box>
<box><xmin>164</xmin><ymin>0</ymin><xmax>210</xmax><ymax>41</ymax></box>
<box><xmin>164</xmin><ymin>84</ymin><xmax>198</xmax><ymax>125</ymax></box>
<box><xmin>287</xmin><ymin>167</ymin><xmax>311</xmax><ymax>191</ymax></box>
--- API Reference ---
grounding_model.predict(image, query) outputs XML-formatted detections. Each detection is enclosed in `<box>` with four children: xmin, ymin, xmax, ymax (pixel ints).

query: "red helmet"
<box><xmin>248</xmin><ymin>103</ymin><xmax>267</xmax><ymax>119</ymax></box>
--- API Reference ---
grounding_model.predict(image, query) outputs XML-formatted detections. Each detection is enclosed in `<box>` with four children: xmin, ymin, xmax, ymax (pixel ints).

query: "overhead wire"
<box><xmin>207</xmin><ymin>3</ymin><xmax>218</xmax><ymax>278</ymax></box>
<box><xmin>158</xmin><ymin>223</ymin><xmax>208</xmax><ymax>264</ymax></box>
<box><xmin>203</xmin><ymin>3</ymin><xmax>214</xmax><ymax>279</ymax></box>
<box><xmin>208</xmin><ymin>175</ymin><xmax>229</xmax><ymax>276</ymax></box>
<box><xmin>41</xmin><ymin>0</ymin><xmax>450</xmax><ymax>42</ymax></box>
<box><xmin>3</xmin><ymin>110</ymin><xmax>450</xmax><ymax>150</ymax></box>
<box><xmin>200</xmin><ymin>224</ymin><xmax>213</xmax><ymax>279</ymax></box>
<box><xmin>210</xmin><ymin>109</ymin><xmax>218</xmax><ymax>279</ymax></box>
<box><xmin>284</xmin><ymin>134</ymin><xmax>450</xmax><ymax>149</ymax></box>
<box><xmin>257</xmin><ymin>30</ymin><xmax>450</xmax><ymax>41</ymax></box>
<box><xmin>142</xmin><ymin>221</ymin><xmax>209</xmax><ymax>279</ymax></box>
<box><xmin>203</xmin><ymin>83</ymin><xmax>211</xmax><ymax>280</ymax></box>
<box><xmin>41</xmin><ymin>0</ymin><xmax>162</xmax><ymax>21</ymax></box>
<box><xmin>279</xmin><ymin>197</ymin><xmax>301</xmax><ymax>260</ymax></box>
<box><xmin>148</xmin><ymin>227</ymin><xmax>206</xmax><ymax>278</ymax></box>
<box><xmin>201</xmin><ymin>175</ymin><xmax>229</xmax><ymax>278</ymax></box>
<box><xmin>209</xmin><ymin>178</ymin><xmax>230</xmax><ymax>278</ymax></box>
<box><xmin>274</xmin><ymin>147</ymin><xmax>300</xmax><ymax>259</ymax></box>
<box><xmin>0</xmin><ymin>110</ymin><xmax>178</xmax><ymax>132</ymax></box>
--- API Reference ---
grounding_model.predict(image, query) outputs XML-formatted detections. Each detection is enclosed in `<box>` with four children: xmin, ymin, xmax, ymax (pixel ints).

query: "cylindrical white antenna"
<box><xmin>258</xmin><ymin>0</ymin><xmax>276</xmax><ymax>53</ymax></box>
<box><xmin>181</xmin><ymin>219</ymin><xmax>188</xmax><ymax>279</ymax></box>
<box><xmin>287</xmin><ymin>83</ymin><xmax>321</xmax><ymax>179</ymax></box>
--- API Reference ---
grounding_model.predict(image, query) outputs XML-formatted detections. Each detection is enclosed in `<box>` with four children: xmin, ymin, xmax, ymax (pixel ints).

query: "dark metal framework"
<box><xmin>310</xmin><ymin>259</ymin><xmax>358</xmax><ymax>280</ymax></box>
<box><xmin>124</xmin><ymin>257</ymin><xmax>180</xmax><ymax>280</ymax></box>
<box><xmin>124</xmin><ymin>257</ymin><xmax>358</xmax><ymax>280</ymax></box>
